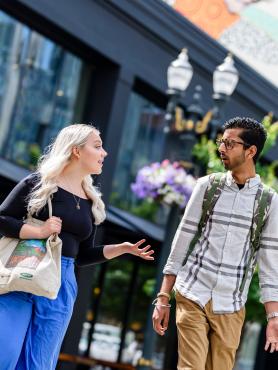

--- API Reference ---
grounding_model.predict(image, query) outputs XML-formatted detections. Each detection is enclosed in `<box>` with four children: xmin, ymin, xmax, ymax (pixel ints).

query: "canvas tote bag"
<box><xmin>0</xmin><ymin>198</ymin><xmax>62</xmax><ymax>299</ymax></box>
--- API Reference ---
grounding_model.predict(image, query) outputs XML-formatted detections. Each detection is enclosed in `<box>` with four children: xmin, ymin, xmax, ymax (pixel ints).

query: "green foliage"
<box><xmin>130</xmin><ymin>200</ymin><xmax>159</xmax><ymax>222</ymax></box>
<box><xmin>192</xmin><ymin>136</ymin><xmax>222</xmax><ymax>173</ymax></box>
<box><xmin>29</xmin><ymin>143</ymin><xmax>42</xmax><ymax>168</ymax></box>
<box><xmin>13</xmin><ymin>142</ymin><xmax>42</xmax><ymax>170</ymax></box>
<box><xmin>110</xmin><ymin>191</ymin><xmax>159</xmax><ymax>222</ymax></box>
<box><xmin>96</xmin><ymin>260</ymin><xmax>156</xmax><ymax>329</ymax></box>
<box><xmin>193</xmin><ymin>114</ymin><xmax>278</xmax><ymax>323</ymax></box>
<box><xmin>142</xmin><ymin>278</ymin><xmax>156</xmax><ymax>297</ymax></box>
<box><xmin>261</xmin><ymin>113</ymin><xmax>278</xmax><ymax>156</ymax></box>
<box><xmin>109</xmin><ymin>191</ymin><xmax>130</xmax><ymax>210</ymax></box>
<box><xmin>256</xmin><ymin>160</ymin><xmax>278</xmax><ymax>191</ymax></box>
<box><xmin>257</xmin><ymin>114</ymin><xmax>278</xmax><ymax>190</ymax></box>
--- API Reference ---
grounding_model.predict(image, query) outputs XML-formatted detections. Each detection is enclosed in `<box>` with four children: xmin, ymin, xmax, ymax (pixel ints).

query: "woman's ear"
<box><xmin>72</xmin><ymin>146</ymin><xmax>80</xmax><ymax>159</ymax></box>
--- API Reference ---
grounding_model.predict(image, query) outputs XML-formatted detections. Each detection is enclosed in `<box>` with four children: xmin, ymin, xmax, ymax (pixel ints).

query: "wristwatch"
<box><xmin>266</xmin><ymin>312</ymin><xmax>278</xmax><ymax>321</ymax></box>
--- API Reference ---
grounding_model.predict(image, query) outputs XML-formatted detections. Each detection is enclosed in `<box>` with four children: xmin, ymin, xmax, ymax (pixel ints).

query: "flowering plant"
<box><xmin>131</xmin><ymin>160</ymin><xmax>196</xmax><ymax>208</ymax></box>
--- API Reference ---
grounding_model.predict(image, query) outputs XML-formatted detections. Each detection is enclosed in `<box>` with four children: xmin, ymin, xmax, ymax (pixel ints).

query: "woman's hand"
<box><xmin>39</xmin><ymin>216</ymin><xmax>62</xmax><ymax>238</ymax></box>
<box><xmin>19</xmin><ymin>217</ymin><xmax>62</xmax><ymax>240</ymax></box>
<box><xmin>103</xmin><ymin>239</ymin><xmax>154</xmax><ymax>260</ymax></box>
<box><xmin>119</xmin><ymin>239</ymin><xmax>154</xmax><ymax>260</ymax></box>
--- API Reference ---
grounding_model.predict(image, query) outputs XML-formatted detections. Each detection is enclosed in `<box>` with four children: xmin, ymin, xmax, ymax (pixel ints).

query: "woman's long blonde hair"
<box><xmin>27</xmin><ymin>124</ymin><xmax>106</xmax><ymax>225</ymax></box>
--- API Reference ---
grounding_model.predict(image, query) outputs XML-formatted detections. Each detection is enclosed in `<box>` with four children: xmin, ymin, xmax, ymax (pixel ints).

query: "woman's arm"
<box><xmin>76</xmin><ymin>228</ymin><xmax>154</xmax><ymax>267</ymax></box>
<box><xmin>0</xmin><ymin>175</ymin><xmax>35</xmax><ymax>237</ymax></box>
<box><xmin>76</xmin><ymin>227</ymin><xmax>106</xmax><ymax>266</ymax></box>
<box><xmin>103</xmin><ymin>239</ymin><xmax>154</xmax><ymax>260</ymax></box>
<box><xmin>0</xmin><ymin>174</ymin><xmax>62</xmax><ymax>240</ymax></box>
<box><xmin>19</xmin><ymin>217</ymin><xmax>62</xmax><ymax>239</ymax></box>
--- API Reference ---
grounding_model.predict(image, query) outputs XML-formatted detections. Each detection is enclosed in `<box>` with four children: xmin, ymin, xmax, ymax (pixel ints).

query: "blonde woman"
<box><xmin>0</xmin><ymin>124</ymin><xmax>154</xmax><ymax>370</ymax></box>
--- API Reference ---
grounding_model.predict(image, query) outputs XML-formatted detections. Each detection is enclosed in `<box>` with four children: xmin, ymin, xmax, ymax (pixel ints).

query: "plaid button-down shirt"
<box><xmin>163</xmin><ymin>171</ymin><xmax>278</xmax><ymax>313</ymax></box>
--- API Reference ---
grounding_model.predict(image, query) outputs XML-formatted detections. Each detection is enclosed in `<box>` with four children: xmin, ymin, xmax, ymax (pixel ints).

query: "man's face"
<box><xmin>218</xmin><ymin>128</ymin><xmax>250</xmax><ymax>171</ymax></box>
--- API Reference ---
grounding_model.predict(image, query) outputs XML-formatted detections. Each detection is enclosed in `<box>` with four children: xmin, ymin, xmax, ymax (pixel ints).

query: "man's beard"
<box><xmin>221</xmin><ymin>154</ymin><xmax>245</xmax><ymax>170</ymax></box>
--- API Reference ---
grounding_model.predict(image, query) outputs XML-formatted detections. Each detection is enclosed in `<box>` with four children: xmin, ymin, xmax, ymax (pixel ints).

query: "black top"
<box><xmin>0</xmin><ymin>174</ymin><xmax>107</xmax><ymax>267</ymax></box>
<box><xmin>236</xmin><ymin>183</ymin><xmax>245</xmax><ymax>190</ymax></box>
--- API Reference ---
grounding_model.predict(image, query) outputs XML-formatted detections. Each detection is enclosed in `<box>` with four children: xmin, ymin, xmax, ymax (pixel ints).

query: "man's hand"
<box><xmin>152</xmin><ymin>297</ymin><xmax>170</xmax><ymax>336</ymax></box>
<box><xmin>265</xmin><ymin>317</ymin><xmax>278</xmax><ymax>352</ymax></box>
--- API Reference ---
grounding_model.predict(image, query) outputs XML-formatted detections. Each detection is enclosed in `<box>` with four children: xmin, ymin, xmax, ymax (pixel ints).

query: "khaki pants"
<box><xmin>175</xmin><ymin>292</ymin><xmax>245</xmax><ymax>370</ymax></box>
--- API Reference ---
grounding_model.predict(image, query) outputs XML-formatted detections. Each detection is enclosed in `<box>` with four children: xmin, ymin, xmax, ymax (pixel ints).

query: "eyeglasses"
<box><xmin>216</xmin><ymin>138</ymin><xmax>251</xmax><ymax>150</ymax></box>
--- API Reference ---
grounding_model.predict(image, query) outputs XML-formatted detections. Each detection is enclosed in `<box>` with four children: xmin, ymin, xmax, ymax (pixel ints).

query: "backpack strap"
<box><xmin>239</xmin><ymin>184</ymin><xmax>274</xmax><ymax>293</ymax></box>
<box><xmin>182</xmin><ymin>172</ymin><xmax>226</xmax><ymax>266</ymax></box>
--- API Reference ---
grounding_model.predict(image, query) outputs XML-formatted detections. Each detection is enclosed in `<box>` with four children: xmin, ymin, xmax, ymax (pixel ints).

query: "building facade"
<box><xmin>0</xmin><ymin>1</ymin><xmax>277</xmax><ymax>369</ymax></box>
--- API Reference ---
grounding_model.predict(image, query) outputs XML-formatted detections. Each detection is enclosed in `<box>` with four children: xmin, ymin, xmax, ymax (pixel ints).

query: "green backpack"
<box><xmin>182</xmin><ymin>172</ymin><xmax>274</xmax><ymax>293</ymax></box>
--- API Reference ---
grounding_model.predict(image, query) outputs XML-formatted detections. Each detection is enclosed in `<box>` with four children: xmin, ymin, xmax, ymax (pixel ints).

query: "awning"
<box><xmin>106</xmin><ymin>205</ymin><xmax>164</xmax><ymax>242</ymax></box>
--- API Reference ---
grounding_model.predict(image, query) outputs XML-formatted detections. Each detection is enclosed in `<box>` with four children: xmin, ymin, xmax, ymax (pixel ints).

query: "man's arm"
<box><xmin>257</xmin><ymin>193</ymin><xmax>278</xmax><ymax>352</ymax></box>
<box><xmin>162</xmin><ymin>176</ymin><xmax>209</xmax><ymax>276</ymax></box>
<box><xmin>264</xmin><ymin>302</ymin><xmax>278</xmax><ymax>353</ymax></box>
<box><xmin>152</xmin><ymin>175</ymin><xmax>209</xmax><ymax>336</ymax></box>
<box><xmin>152</xmin><ymin>274</ymin><xmax>176</xmax><ymax>336</ymax></box>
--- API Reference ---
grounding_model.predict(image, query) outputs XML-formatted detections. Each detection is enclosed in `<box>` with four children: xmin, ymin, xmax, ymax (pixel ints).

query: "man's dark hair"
<box><xmin>223</xmin><ymin>117</ymin><xmax>267</xmax><ymax>163</ymax></box>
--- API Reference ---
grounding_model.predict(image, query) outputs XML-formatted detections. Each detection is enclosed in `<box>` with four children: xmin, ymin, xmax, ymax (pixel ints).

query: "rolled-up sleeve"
<box><xmin>163</xmin><ymin>175</ymin><xmax>209</xmax><ymax>276</ymax></box>
<box><xmin>258</xmin><ymin>192</ymin><xmax>278</xmax><ymax>303</ymax></box>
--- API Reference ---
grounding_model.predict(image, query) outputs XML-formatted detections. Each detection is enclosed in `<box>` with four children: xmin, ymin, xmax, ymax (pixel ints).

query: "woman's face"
<box><xmin>77</xmin><ymin>130</ymin><xmax>108</xmax><ymax>175</ymax></box>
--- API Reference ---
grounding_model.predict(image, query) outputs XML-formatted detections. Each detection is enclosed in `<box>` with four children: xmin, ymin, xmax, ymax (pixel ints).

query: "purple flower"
<box><xmin>131</xmin><ymin>160</ymin><xmax>197</xmax><ymax>208</ymax></box>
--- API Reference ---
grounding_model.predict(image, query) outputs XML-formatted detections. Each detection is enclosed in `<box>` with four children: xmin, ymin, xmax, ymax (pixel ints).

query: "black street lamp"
<box><xmin>164</xmin><ymin>48</ymin><xmax>193</xmax><ymax>134</ymax></box>
<box><xmin>179</xmin><ymin>84</ymin><xmax>204</xmax><ymax>163</ymax></box>
<box><xmin>163</xmin><ymin>49</ymin><xmax>195</xmax><ymax>163</ymax></box>
<box><xmin>210</xmin><ymin>53</ymin><xmax>239</xmax><ymax>139</ymax></box>
<box><xmin>164</xmin><ymin>51</ymin><xmax>239</xmax><ymax>154</ymax></box>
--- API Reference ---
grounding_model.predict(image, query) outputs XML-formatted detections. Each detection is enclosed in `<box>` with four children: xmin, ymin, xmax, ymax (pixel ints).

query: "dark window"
<box><xmin>110</xmin><ymin>92</ymin><xmax>169</xmax><ymax>225</ymax></box>
<box><xmin>0</xmin><ymin>10</ymin><xmax>91</xmax><ymax>169</ymax></box>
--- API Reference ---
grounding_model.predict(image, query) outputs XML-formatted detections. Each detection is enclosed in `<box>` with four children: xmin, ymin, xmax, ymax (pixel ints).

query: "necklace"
<box><xmin>62</xmin><ymin>177</ymin><xmax>82</xmax><ymax>210</ymax></box>
<box><xmin>72</xmin><ymin>193</ymin><xmax>81</xmax><ymax>210</ymax></box>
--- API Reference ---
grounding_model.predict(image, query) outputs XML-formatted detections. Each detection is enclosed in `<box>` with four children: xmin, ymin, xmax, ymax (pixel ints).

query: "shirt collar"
<box><xmin>225</xmin><ymin>171</ymin><xmax>261</xmax><ymax>189</ymax></box>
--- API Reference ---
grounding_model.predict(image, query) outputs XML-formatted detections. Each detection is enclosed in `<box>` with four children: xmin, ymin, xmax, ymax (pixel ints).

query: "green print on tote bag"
<box><xmin>5</xmin><ymin>239</ymin><xmax>47</xmax><ymax>270</ymax></box>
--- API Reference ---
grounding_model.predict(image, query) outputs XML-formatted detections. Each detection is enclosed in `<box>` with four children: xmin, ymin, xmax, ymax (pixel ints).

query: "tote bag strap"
<box><xmin>26</xmin><ymin>197</ymin><xmax>54</xmax><ymax>224</ymax></box>
<box><xmin>47</xmin><ymin>197</ymin><xmax>53</xmax><ymax>218</ymax></box>
<box><xmin>47</xmin><ymin>196</ymin><xmax>58</xmax><ymax>242</ymax></box>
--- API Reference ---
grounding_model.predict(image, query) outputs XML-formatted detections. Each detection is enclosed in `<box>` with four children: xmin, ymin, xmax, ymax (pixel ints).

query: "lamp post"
<box><xmin>179</xmin><ymin>85</ymin><xmax>204</xmax><ymax>163</ymax></box>
<box><xmin>164</xmin><ymin>48</ymin><xmax>193</xmax><ymax>134</ymax></box>
<box><xmin>163</xmin><ymin>49</ymin><xmax>194</xmax><ymax>163</ymax></box>
<box><xmin>210</xmin><ymin>53</ymin><xmax>239</xmax><ymax>139</ymax></box>
<box><xmin>164</xmin><ymin>51</ymin><xmax>239</xmax><ymax>144</ymax></box>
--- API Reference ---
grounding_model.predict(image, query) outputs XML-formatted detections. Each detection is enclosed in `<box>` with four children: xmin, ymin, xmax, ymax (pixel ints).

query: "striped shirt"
<box><xmin>163</xmin><ymin>171</ymin><xmax>278</xmax><ymax>313</ymax></box>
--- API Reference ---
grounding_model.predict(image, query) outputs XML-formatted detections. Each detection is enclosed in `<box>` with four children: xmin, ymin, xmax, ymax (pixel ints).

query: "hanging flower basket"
<box><xmin>131</xmin><ymin>160</ymin><xmax>196</xmax><ymax>209</ymax></box>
